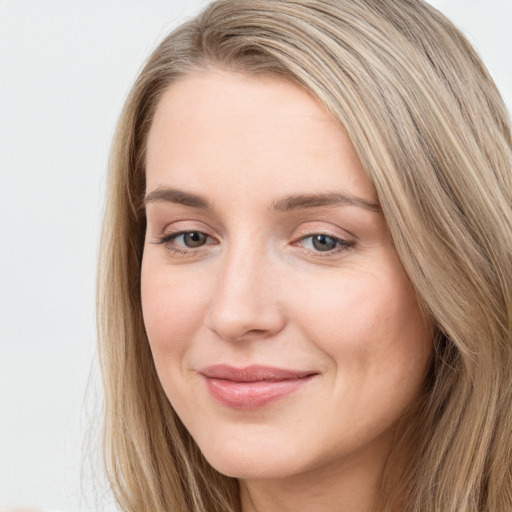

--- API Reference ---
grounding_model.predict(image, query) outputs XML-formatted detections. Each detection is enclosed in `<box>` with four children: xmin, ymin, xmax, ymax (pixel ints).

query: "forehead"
<box><xmin>146</xmin><ymin>69</ymin><xmax>375</xmax><ymax>203</ymax></box>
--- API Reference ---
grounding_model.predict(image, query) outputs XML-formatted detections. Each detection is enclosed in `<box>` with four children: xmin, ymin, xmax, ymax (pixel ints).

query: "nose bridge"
<box><xmin>206</xmin><ymin>235</ymin><xmax>284</xmax><ymax>341</ymax></box>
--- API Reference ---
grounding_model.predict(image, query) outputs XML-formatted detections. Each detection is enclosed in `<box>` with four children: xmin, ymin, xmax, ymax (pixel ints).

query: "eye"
<box><xmin>175</xmin><ymin>231</ymin><xmax>208</xmax><ymax>248</ymax></box>
<box><xmin>299</xmin><ymin>234</ymin><xmax>353</xmax><ymax>253</ymax></box>
<box><xmin>152</xmin><ymin>230</ymin><xmax>216</xmax><ymax>255</ymax></box>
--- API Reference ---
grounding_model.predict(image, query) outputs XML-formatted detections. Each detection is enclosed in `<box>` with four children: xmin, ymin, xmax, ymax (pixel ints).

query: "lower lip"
<box><xmin>203</xmin><ymin>375</ymin><xmax>315</xmax><ymax>409</ymax></box>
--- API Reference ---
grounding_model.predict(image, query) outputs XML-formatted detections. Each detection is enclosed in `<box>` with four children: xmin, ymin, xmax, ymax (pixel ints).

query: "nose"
<box><xmin>205</xmin><ymin>244</ymin><xmax>286</xmax><ymax>342</ymax></box>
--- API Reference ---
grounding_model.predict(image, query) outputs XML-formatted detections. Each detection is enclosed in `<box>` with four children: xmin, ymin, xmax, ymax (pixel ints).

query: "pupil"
<box><xmin>312</xmin><ymin>235</ymin><xmax>337</xmax><ymax>251</ymax></box>
<box><xmin>184</xmin><ymin>232</ymin><xmax>206</xmax><ymax>248</ymax></box>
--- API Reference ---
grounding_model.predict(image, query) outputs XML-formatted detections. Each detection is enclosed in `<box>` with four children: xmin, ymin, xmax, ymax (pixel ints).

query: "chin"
<box><xmin>207</xmin><ymin>456</ymin><xmax>300</xmax><ymax>480</ymax></box>
<box><xmin>197</xmin><ymin>434</ymin><xmax>305</xmax><ymax>480</ymax></box>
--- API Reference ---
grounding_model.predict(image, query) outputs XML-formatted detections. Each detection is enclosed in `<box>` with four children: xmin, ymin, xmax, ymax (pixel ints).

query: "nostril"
<box><xmin>236</xmin><ymin>328</ymin><xmax>271</xmax><ymax>341</ymax></box>
<box><xmin>206</xmin><ymin>310</ymin><xmax>286</xmax><ymax>343</ymax></box>
<box><xmin>246</xmin><ymin>329</ymin><xmax>268</xmax><ymax>336</ymax></box>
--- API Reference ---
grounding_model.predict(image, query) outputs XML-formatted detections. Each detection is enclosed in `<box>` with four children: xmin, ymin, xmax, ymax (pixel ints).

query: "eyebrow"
<box><xmin>270</xmin><ymin>191</ymin><xmax>380</xmax><ymax>213</ymax></box>
<box><xmin>144</xmin><ymin>187</ymin><xmax>380</xmax><ymax>213</ymax></box>
<box><xmin>144</xmin><ymin>187</ymin><xmax>212</xmax><ymax>209</ymax></box>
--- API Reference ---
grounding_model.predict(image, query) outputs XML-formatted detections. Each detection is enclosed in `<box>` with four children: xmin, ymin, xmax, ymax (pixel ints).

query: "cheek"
<box><xmin>290</xmin><ymin>262</ymin><xmax>432</xmax><ymax>387</ymax></box>
<box><xmin>140</xmin><ymin>260</ymin><xmax>209</xmax><ymax>367</ymax></box>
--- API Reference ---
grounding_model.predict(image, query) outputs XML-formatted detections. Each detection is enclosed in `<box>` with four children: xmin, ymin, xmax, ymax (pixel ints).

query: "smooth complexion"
<box><xmin>141</xmin><ymin>70</ymin><xmax>433</xmax><ymax>512</ymax></box>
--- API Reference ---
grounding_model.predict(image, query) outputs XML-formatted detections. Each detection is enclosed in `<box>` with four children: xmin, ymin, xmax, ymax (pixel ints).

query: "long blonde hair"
<box><xmin>97</xmin><ymin>1</ymin><xmax>512</xmax><ymax>510</ymax></box>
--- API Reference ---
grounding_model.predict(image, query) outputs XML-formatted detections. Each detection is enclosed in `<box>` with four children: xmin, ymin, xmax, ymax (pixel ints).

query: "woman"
<box><xmin>97</xmin><ymin>0</ymin><xmax>512</xmax><ymax>511</ymax></box>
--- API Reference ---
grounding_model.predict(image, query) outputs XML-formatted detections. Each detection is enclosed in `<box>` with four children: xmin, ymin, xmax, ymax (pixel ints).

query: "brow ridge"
<box><xmin>144</xmin><ymin>187</ymin><xmax>380</xmax><ymax>213</ymax></box>
<box><xmin>270</xmin><ymin>191</ymin><xmax>380</xmax><ymax>212</ymax></box>
<box><xmin>144</xmin><ymin>187</ymin><xmax>212</xmax><ymax>209</ymax></box>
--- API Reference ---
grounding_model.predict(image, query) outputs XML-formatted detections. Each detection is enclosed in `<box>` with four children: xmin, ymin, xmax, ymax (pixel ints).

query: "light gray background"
<box><xmin>1</xmin><ymin>1</ymin><xmax>511</xmax><ymax>511</ymax></box>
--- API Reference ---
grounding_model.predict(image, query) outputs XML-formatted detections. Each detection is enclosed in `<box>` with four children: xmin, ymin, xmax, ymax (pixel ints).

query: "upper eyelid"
<box><xmin>299</xmin><ymin>233</ymin><xmax>350</xmax><ymax>242</ymax></box>
<box><xmin>170</xmin><ymin>231</ymin><xmax>214</xmax><ymax>240</ymax></box>
<box><xmin>151</xmin><ymin>231</ymin><xmax>217</xmax><ymax>254</ymax></box>
<box><xmin>159</xmin><ymin>221</ymin><xmax>217</xmax><ymax>237</ymax></box>
<box><xmin>160</xmin><ymin>230</ymin><xmax>216</xmax><ymax>244</ymax></box>
<box><xmin>292</xmin><ymin>223</ymin><xmax>355</xmax><ymax>242</ymax></box>
<box><xmin>151</xmin><ymin>218</ymin><xmax>356</xmax><ymax>242</ymax></box>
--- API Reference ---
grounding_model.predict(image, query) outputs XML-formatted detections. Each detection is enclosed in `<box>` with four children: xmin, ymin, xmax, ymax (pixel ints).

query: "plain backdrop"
<box><xmin>0</xmin><ymin>1</ymin><xmax>511</xmax><ymax>511</ymax></box>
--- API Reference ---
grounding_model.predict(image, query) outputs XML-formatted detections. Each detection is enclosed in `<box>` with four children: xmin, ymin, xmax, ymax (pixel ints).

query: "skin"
<box><xmin>141</xmin><ymin>70</ymin><xmax>433</xmax><ymax>512</ymax></box>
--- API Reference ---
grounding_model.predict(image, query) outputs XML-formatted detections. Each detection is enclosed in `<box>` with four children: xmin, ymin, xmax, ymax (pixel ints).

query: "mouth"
<box><xmin>199</xmin><ymin>364</ymin><xmax>318</xmax><ymax>409</ymax></box>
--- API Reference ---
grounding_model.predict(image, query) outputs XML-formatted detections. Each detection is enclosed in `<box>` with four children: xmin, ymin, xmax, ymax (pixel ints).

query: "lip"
<box><xmin>199</xmin><ymin>364</ymin><xmax>318</xmax><ymax>409</ymax></box>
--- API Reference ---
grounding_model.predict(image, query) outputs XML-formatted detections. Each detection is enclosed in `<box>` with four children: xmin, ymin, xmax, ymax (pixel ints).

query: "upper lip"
<box><xmin>199</xmin><ymin>364</ymin><xmax>317</xmax><ymax>382</ymax></box>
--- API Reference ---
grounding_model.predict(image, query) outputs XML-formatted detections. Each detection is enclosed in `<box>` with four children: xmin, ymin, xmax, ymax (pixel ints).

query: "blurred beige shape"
<box><xmin>0</xmin><ymin>508</ymin><xmax>48</xmax><ymax>512</ymax></box>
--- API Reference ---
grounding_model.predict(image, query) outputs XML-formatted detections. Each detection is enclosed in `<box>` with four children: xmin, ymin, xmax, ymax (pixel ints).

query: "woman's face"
<box><xmin>141</xmin><ymin>70</ymin><xmax>433</xmax><ymax>482</ymax></box>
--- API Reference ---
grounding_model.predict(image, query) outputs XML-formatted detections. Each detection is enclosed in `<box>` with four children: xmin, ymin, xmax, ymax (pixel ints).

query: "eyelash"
<box><xmin>293</xmin><ymin>233</ymin><xmax>355</xmax><ymax>256</ymax></box>
<box><xmin>152</xmin><ymin>230</ymin><xmax>355</xmax><ymax>257</ymax></box>
<box><xmin>152</xmin><ymin>231</ymin><xmax>217</xmax><ymax>256</ymax></box>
